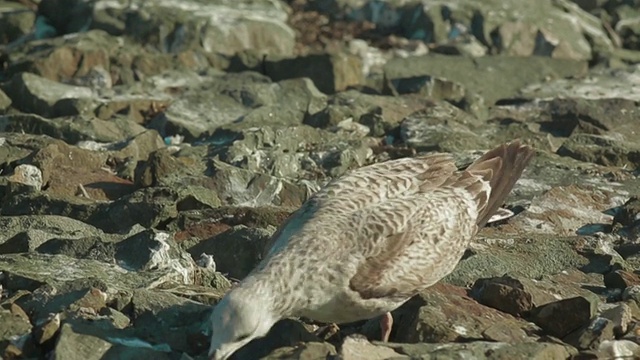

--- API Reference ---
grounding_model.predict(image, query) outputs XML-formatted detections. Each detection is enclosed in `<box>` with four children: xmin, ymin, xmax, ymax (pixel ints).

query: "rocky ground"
<box><xmin>1</xmin><ymin>0</ymin><xmax>640</xmax><ymax>359</ymax></box>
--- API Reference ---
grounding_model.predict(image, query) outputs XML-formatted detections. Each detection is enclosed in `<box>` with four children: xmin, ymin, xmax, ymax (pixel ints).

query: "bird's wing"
<box><xmin>348</xmin><ymin>175</ymin><xmax>487</xmax><ymax>300</ymax></box>
<box><xmin>264</xmin><ymin>154</ymin><xmax>458</xmax><ymax>257</ymax></box>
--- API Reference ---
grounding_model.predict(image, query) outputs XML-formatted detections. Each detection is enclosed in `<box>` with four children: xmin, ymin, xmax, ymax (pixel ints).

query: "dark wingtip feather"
<box><xmin>467</xmin><ymin>140</ymin><xmax>535</xmax><ymax>228</ymax></box>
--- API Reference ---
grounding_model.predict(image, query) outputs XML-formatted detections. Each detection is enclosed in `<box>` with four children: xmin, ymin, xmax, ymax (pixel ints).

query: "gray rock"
<box><xmin>90</xmin><ymin>0</ymin><xmax>295</xmax><ymax>56</ymax></box>
<box><xmin>597</xmin><ymin>339</ymin><xmax>640</xmax><ymax>359</ymax></box>
<box><xmin>6</xmin><ymin>164</ymin><xmax>42</xmax><ymax>195</ymax></box>
<box><xmin>0</xmin><ymin>88</ymin><xmax>11</xmax><ymax>111</ymax></box>
<box><xmin>399</xmin><ymin>102</ymin><xmax>487</xmax><ymax>152</ymax></box>
<box><xmin>557</xmin><ymin>133</ymin><xmax>640</xmax><ymax>168</ymax></box>
<box><xmin>3</xmin><ymin>72</ymin><xmax>94</xmax><ymax>117</ymax></box>
<box><xmin>564</xmin><ymin>317</ymin><xmax>615</xmax><ymax>351</ymax></box>
<box><xmin>384</xmin><ymin>54</ymin><xmax>588</xmax><ymax>106</ymax></box>
<box><xmin>604</xmin><ymin>270</ymin><xmax>640</xmax><ymax>290</ymax></box>
<box><xmin>0</xmin><ymin>113</ymin><xmax>148</xmax><ymax>144</ymax></box>
<box><xmin>0</xmin><ymin>307</ymin><xmax>33</xmax><ymax>356</ymax></box>
<box><xmin>339</xmin><ymin>335</ymin><xmax>407</xmax><ymax>359</ymax></box>
<box><xmin>383</xmin><ymin>341</ymin><xmax>578</xmax><ymax>359</ymax></box>
<box><xmin>331</xmin><ymin>0</ymin><xmax>612</xmax><ymax>60</ymax></box>
<box><xmin>262</xmin><ymin>341</ymin><xmax>337</xmax><ymax>360</ymax></box>
<box><xmin>188</xmin><ymin>225</ymin><xmax>275</xmax><ymax>280</ymax></box>
<box><xmin>0</xmin><ymin>252</ymin><xmax>211</xmax><ymax>293</ymax></box>
<box><xmin>392</xmin><ymin>283</ymin><xmax>541</xmax><ymax>344</ymax></box>
<box><xmin>230</xmin><ymin>319</ymin><xmax>321</xmax><ymax>360</ymax></box>
<box><xmin>264</xmin><ymin>52</ymin><xmax>363</xmax><ymax>94</ymax></box>
<box><xmin>151</xmin><ymin>73</ymin><xmax>324</xmax><ymax>140</ymax></box>
<box><xmin>115</xmin><ymin>230</ymin><xmax>194</xmax><ymax>275</ymax></box>
<box><xmin>306</xmin><ymin>89</ymin><xmax>431</xmax><ymax>135</ymax></box>
<box><xmin>209</xmin><ymin>159</ymin><xmax>309</xmax><ymax>208</ymax></box>
<box><xmin>0</xmin><ymin>215</ymin><xmax>107</xmax><ymax>253</ymax></box>
<box><xmin>52</xmin><ymin>322</ymin><xmax>173</xmax><ymax>360</ymax></box>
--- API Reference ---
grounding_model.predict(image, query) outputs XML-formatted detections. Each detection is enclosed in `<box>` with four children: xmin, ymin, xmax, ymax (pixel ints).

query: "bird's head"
<box><xmin>207</xmin><ymin>287</ymin><xmax>279</xmax><ymax>360</ymax></box>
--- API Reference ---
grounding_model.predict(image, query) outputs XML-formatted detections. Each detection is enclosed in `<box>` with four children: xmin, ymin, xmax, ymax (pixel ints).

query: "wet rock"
<box><xmin>384</xmin><ymin>341</ymin><xmax>577</xmax><ymax>359</ymax></box>
<box><xmin>604</xmin><ymin>270</ymin><xmax>640</xmax><ymax>290</ymax></box>
<box><xmin>530</xmin><ymin>296</ymin><xmax>598</xmax><ymax>338</ymax></box>
<box><xmin>188</xmin><ymin>225</ymin><xmax>274</xmax><ymax>280</ymax></box>
<box><xmin>392</xmin><ymin>283</ymin><xmax>540</xmax><ymax>344</ymax></box>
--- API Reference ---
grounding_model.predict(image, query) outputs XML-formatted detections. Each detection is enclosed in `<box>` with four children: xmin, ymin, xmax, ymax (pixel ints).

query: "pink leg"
<box><xmin>380</xmin><ymin>312</ymin><xmax>393</xmax><ymax>342</ymax></box>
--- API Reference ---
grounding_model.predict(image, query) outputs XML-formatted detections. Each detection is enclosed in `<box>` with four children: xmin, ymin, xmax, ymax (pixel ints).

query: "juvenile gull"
<box><xmin>208</xmin><ymin>140</ymin><xmax>535</xmax><ymax>360</ymax></box>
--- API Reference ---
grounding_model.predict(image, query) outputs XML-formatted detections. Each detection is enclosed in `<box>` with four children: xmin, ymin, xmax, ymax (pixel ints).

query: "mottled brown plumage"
<box><xmin>208</xmin><ymin>141</ymin><xmax>535</xmax><ymax>360</ymax></box>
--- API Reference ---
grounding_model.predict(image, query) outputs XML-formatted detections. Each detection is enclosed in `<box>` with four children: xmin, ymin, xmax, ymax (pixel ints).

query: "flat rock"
<box><xmin>151</xmin><ymin>73</ymin><xmax>325</xmax><ymax>140</ymax></box>
<box><xmin>0</xmin><ymin>113</ymin><xmax>149</xmax><ymax>144</ymax></box>
<box><xmin>88</xmin><ymin>0</ymin><xmax>295</xmax><ymax>56</ymax></box>
<box><xmin>263</xmin><ymin>52</ymin><xmax>363</xmax><ymax>94</ymax></box>
<box><xmin>0</xmin><ymin>252</ymin><xmax>212</xmax><ymax>293</ymax></box>
<box><xmin>0</xmin><ymin>215</ymin><xmax>107</xmax><ymax>254</ymax></box>
<box><xmin>384</xmin><ymin>54</ymin><xmax>588</xmax><ymax>106</ymax></box>
<box><xmin>339</xmin><ymin>335</ymin><xmax>406</xmax><ymax>359</ymax></box>
<box><xmin>3</xmin><ymin>72</ymin><xmax>94</xmax><ymax>117</ymax></box>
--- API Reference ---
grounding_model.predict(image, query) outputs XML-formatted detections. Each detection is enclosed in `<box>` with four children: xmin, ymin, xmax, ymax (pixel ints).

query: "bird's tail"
<box><xmin>466</xmin><ymin>140</ymin><xmax>535</xmax><ymax>228</ymax></box>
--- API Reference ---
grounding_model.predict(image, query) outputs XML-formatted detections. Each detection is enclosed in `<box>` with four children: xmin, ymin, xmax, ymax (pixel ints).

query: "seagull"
<box><xmin>208</xmin><ymin>141</ymin><xmax>535</xmax><ymax>360</ymax></box>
